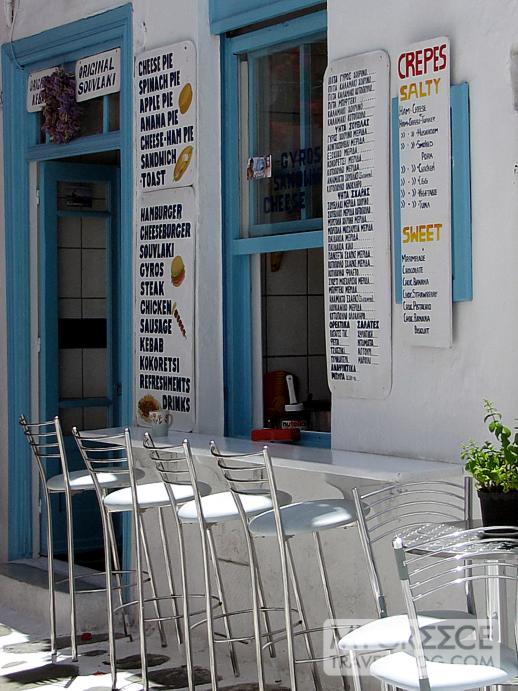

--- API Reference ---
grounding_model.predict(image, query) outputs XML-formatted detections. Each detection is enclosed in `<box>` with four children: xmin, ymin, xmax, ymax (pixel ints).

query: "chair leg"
<box><xmin>105</xmin><ymin>510</ymin><xmax>132</xmax><ymax>641</ymax></box>
<box><xmin>158</xmin><ymin>506</ymin><xmax>183</xmax><ymax>645</ymax></box>
<box><xmin>63</xmin><ymin>489</ymin><xmax>78</xmax><ymax>661</ymax></box>
<box><xmin>252</xmin><ymin>537</ymin><xmax>277</xmax><ymax>659</ymax></box>
<box><xmin>139</xmin><ymin>514</ymin><xmax>168</xmax><ymax>648</ymax></box>
<box><xmin>206</xmin><ymin>526</ymin><xmax>240</xmax><ymax>677</ymax></box>
<box><xmin>286</xmin><ymin>540</ymin><xmax>323</xmax><ymax>691</ymax></box>
<box><xmin>349</xmin><ymin>651</ymin><xmax>362</xmax><ymax>691</ymax></box>
<box><xmin>313</xmin><ymin>531</ymin><xmax>349</xmax><ymax>691</ymax></box>
<box><xmin>241</xmin><ymin>530</ymin><xmax>265</xmax><ymax>691</ymax></box>
<box><xmin>196</xmin><ymin>522</ymin><xmax>218</xmax><ymax>691</ymax></box>
<box><xmin>44</xmin><ymin>491</ymin><xmax>58</xmax><ymax>663</ymax></box>
<box><xmin>101</xmin><ymin>509</ymin><xmax>118</xmax><ymax>691</ymax></box>
<box><xmin>176</xmin><ymin>522</ymin><xmax>194</xmax><ymax>691</ymax></box>
<box><xmin>135</xmin><ymin>511</ymin><xmax>149</xmax><ymax>690</ymax></box>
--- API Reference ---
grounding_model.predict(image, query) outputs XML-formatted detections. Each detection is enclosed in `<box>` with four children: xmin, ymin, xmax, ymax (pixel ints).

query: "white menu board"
<box><xmin>27</xmin><ymin>67</ymin><xmax>57</xmax><ymax>112</ymax></box>
<box><xmin>76</xmin><ymin>49</ymin><xmax>120</xmax><ymax>102</ymax></box>
<box><xmin>398</xmin><ymin>37</ymin><xmax>452</xmax><ymax>347</ymax></box>
<box><xmin>136</xmin><ymin>41</ymin><xmax>196</xmax><ymax>191</ymax></box>
<box><xmin>323</xmin><ymin>50</ymin><xmax>392</xmax><ymax>399</ymax></box>
<box><xmin>135</xmin><ymin>187</ymin><xmax>195</xmax><ymax>431</ymax></box>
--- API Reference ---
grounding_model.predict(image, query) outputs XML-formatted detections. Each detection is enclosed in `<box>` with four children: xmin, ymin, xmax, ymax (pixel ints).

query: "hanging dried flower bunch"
<box><xmin>40</xmin><ymin>67</ymin><xmax>82</xmax><ymax>144</ymax></box>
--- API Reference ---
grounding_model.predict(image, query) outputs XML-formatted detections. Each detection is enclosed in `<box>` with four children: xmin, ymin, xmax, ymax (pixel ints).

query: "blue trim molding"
<box><xmin>392</xmin><ymin>83</ymin><xmax>472</xmax><ymax>304</ymax></box>
<box><xmin>3</xmin><ymin>4</ymin><xmax>133</xmax><ymax>560</ymax></box>
<box><xmin>210</xmin><ymin>0</ymin><xmax>323</xmax><ymax>34</ymax></box>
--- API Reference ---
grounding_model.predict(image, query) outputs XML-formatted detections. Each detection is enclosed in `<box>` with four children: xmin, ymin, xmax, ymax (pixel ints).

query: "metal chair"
<box><xmin>338</xmin><ymin>478</ymin><xmax>475</xmax><ymax>691</ymax></box>
<box><xmin>146</xmin><ymin>434</ymin><xmax>292</xmax><ymax>691</ymax></box>
<box><xmin>72</xmin><ymin>427</ymin><xmax>210</xmax><ymax>691</ymax></box>
<box><xmin>19</xmin><ymin>414</ymin><xmax>133</xmax><ymax>662</ymax></box>
<box><xmin>370</xmin><ymin>529</ymin><xmax>518</xmax><ymax>691</ymax></box>
<box><xmin>212</xmin><ymin>442</ymin><xmax>358</xmax><ymax>691</ymax></box>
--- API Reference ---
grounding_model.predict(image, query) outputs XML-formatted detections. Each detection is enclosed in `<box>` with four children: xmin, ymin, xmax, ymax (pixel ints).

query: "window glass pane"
<box><xmin>246</xmin><ymin>40</ymin><xmax>326</xmax><ymax>232</ymax></box>
<box><xmin>108</xmin><ymin>92</ymin><xmax>120</xmax><ymax>131</ymax></box>
<box><xmin>57</xmin><ymin>182</ymin><xmax>108</xmax><ymax>211</ymax></box>
<box><xmin>79</xmin><ymin>97</ymin><xmax>103</xmax><ymax>136</ymax></box>
<box><xmin>261</xmin><ymin>248</ymin><xmax>330</xmax><ymax>431</ymax></box>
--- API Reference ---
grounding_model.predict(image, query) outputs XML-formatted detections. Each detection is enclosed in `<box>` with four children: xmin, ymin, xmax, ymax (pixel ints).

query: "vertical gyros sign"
<box><xmin>398</xmin><ymin>38</ymin><xmax>452</xmax><ymax>347</ymax></box>
<box><xmin>323</xmin><ymin>50</ymin><xmax>392</xmax><ymax>399</ymax></box>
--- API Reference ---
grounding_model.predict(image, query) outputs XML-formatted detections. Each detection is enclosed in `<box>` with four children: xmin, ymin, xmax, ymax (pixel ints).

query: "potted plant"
<box><xmin>461</xmin><ymin>400</ymin><xmax>518</xmax><ymax>527</ymax></box>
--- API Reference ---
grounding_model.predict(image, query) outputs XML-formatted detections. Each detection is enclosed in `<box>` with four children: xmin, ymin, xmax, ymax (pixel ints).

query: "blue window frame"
<box><xmin>3</xmin><ymin>5</ymin><xmax>133</xmax><ymax>559</ymax></box>
<box><xmin>222</xmin><ymin>10</ymin><xmax>328</xmax><ymax>440</ymax></box>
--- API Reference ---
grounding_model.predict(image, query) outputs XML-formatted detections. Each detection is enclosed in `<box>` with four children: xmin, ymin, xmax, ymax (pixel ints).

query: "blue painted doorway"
<box><xmin>39</xmin><ymin>160</ymin><xmax>121</xmax><ymax>561</ymax></box>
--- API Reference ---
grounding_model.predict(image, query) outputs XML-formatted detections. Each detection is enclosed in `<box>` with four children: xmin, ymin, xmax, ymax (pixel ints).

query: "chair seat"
<box><xmin>177</xmin><ymin>490</ymin><xmax>292</xmax><ymax>524</ymax></box>
<box><xmin>47</xmin><ymin>468</ymin><xmax>144</xmax><ymax>492</ymax></box>
<box><xmin>339</xmin><ymin>611</ymin><xmax>475</xmax><ymax>652</ymax></box>
<box><xmin>249</xmin><ymin>498</ymin><xmax>356</xmax><ymax>536</ymax></box>
<box><xmin>369</xmin><ymin>647</ymin><xmax>518</xmax><ymax>691</ymax></box>
<box><xmin>103</xmin><ymin>480</ymin><xmax>211</xmax><ymax>512</ymax></box>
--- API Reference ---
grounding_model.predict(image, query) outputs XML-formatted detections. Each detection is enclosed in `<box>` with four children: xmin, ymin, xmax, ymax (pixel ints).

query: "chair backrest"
<box><xmin>394</xmin><ymin>528</ymin><xmax>518</xmax><ymax>690</ymax></box>
<box><xmin>19</xmin><ymin>414</ymin><xmax>70</xmax><ymax>489</ymax></box>
<box><xmin>209</xmin><ymin>441</ymin><xmax>283</xmax><ymax>524</ymax></box>
<box><xmin>353</xmin><ymin>477</ymin><xmax>473</xmax><ymax>617</ymax></box>
<box><xmin>72</xmin><ymin>427</ymin><xmax>137</xmax><ymax>502</ymax></box>
<box><xmin>143</xmin><ymin>432</ymin><xmax>203</xmax><ymax>518</ymax></box>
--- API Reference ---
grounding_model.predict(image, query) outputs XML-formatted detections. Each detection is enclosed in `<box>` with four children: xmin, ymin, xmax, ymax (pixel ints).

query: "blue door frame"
<box><xmin>39</xmin><ymin>161</ymin><xmax>121</xmax><ymax>555</ymax></box>
<box><xmin>3</xmin><ymin>5</ymin><xmax>133</xmax><ymax>560</ymax></box>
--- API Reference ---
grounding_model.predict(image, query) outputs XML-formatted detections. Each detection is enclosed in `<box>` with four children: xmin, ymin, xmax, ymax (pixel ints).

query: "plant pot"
<box><xmin>477</xmin><ymin>489</ymin><xmax>518</xmax><ymax>528</ymax></box>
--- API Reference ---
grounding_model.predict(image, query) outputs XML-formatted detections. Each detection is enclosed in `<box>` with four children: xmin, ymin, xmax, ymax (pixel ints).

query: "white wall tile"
<box><xmin>82</xmin><ymin>249</ymin><xmax>106</xmax><ymax>298</ymax></box>
<box><xmin>59</xmin><ymin>248</ymin><xmax>81</xmax><ymax>298</ymax></box>
<box><xmin>83</xmin><ymin>299</ymin><xmax>106</xmax><ymax>318</ymax></box>
<box><xmin>84</xmin><ymin>406</ymin><xmax>108</xmax><ymax>431</ymax></box>
<box><xmin>308</xmin><ymin>246</ymin><xmax>324</xmax><ymax>294</ymax></box>
<box><xmin>59</xmin><ymin>298</ymin><xmax>81</xmax><ymax>319</ymax></box>
<box><xmin>266</xmin><ymin>295</ymin><xmax>307</xmax><ymax>356</ymax></box>
<box><xmin>308</xmin><ymin>294</ymin><xmax>326</xmax><ymax>355</ymax></box>
<box><xmin>58</xmin><ymin>216</ymin><xmax>81</xmax><ymax>247</ymax></box>
<box><xmin>83</xmin><ymin>348</ymin><xmax>107</xmax><ymax>397</ymax></box>
<box><xmin>59</xmin><ymin>349</ymin><xmax>83</xmax><ymax>399</ymax></box>
<box><xmin>266</xmin><ymin>249</ymin><xmax>307</xmax><ymax>295</ymax></box>
<box><xmin>82</xmin><ymin>217</ymin><xmax>107</xmax><ymax>248</ymax></box>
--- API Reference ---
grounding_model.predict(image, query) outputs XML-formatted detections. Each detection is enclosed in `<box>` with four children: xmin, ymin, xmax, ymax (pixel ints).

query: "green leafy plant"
<box><xmin>461</xmin><ymin>400</ymin><xmax>518</xmax><ymax>492</ymax></box>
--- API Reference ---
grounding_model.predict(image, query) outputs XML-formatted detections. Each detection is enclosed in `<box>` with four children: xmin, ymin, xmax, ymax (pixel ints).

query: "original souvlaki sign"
<box><xmin>75</xmin><ymin>48</ymin><xmax>121</xmax><ymax>102</ymax></box>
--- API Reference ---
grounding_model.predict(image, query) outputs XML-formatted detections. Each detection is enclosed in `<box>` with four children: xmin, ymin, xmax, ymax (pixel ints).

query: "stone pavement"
<box><xmin>0</xmin><ymin>606</ymin><xmax>289</xmax><ymax>690</ymax></box>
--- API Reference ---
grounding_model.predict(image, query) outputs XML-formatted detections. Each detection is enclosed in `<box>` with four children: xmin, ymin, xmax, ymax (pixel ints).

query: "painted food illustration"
<box><xmin>138</xmin><ymin>394</ymin><xmax>160</xmax><ymax>420</ymax></box>
<box><xmin>171</xmin><ymin>255</ymin><xmax>185</xmax><ymax>287</ymax></box>
<box><xmin>172</xmin><ymin>302</ymin><xmax>186</xmax><ymax>338</ymax></box>
<box><xmin>173</xmin><ymin>145</ymin><xmax>193</xmax><ymax>182</ymax></box>
<box><xmin>178</xmin><ymin>82</ymin><xmax>193</xmax><ymax>114</ymax></box>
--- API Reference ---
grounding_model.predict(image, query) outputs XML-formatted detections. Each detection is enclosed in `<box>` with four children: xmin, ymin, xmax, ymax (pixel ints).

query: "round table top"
<box><xmin>400</xmin><ymin>521</ymin><xmax>518</xmax><ymax>558</ymax></box>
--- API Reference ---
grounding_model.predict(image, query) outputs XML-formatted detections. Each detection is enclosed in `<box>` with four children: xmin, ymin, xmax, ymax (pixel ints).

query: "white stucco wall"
<box><xmin>328</xmin><ymin>0</ymin><xmax>518</xmax><ymax>463</ymax></box>
<box><xmin>2</xmin><ymin>0</ymin><xmax>517</xmax><ymax>557</ymax></box>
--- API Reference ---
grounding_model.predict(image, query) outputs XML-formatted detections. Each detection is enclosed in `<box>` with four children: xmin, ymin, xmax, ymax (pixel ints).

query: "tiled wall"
<box><xmin>58</xmin><ymin>213</ymin><xmax>109</xmax><ymax>434</ymax></box>
<box><xmin>261</xmin><ymin>247</ymin><xmax>330</xmax><ymax>407</ymax></box>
